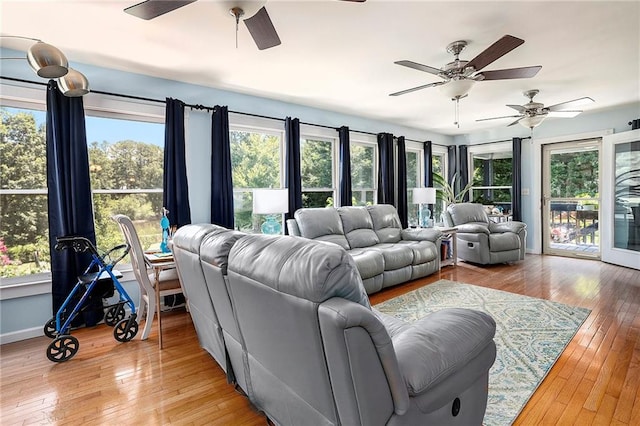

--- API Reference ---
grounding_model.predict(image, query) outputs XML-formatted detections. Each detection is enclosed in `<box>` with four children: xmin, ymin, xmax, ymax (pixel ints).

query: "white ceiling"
<box><xmin>1</xmin><ymin>0</ymin><xmax>639</xmax><ymax>136</ymax></box>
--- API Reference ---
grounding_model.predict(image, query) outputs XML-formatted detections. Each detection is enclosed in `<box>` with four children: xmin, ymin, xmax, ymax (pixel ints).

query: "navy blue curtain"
<box><xmin>423</xmin><ymin>141</ymin><xmax>433</xmax><ymax>187</ymax></box>
<box><xmin>211</xmin><ymin>106</ymin><xmax>234</xmax><ymax>228</ymax></box>
<box><xmin>285</xmin><ymin>117</ymin><xmax>302</xmax><ymax>231</ymax></box>
<box><xmin>423</xmin><ymin>141</ymin><xmax>434</xmax><ymax>219</ymax></box>
<box><xmin>163</xmin><ymin>98</ymin><xmax>191</xmax><ymax>227</ymax></box>
<box><xmin>458</xmin><ymin>145</ymin><xmax>469</xmax><ymax>202</ymax></box>
<box><xmin>338</xmin><ymin>126</ymin><xmax>352</xmax><ymax>206</ymax></box>
<box><xmin>512</xmin><ymin>137</ymin><xmax>523</xmax><ymax>221</ymax></box>
<box><xmin>396</xmin><ymin>136</ymin><xmax>408</xmax><ymax>228</ymax></box>
<box><xmin>46</xmin><ymin>80</ymin><xmax>98</xmax><ymax>322</ymax></box>
<box><xmin>447</xmin><ymin>145</ymin><xmax>457</xmax><ymax>186</ymax></box>
<box><xmin>377</xmin><ymin>132</ymin><xmax>395</xmax><ymax>205</ymax></box>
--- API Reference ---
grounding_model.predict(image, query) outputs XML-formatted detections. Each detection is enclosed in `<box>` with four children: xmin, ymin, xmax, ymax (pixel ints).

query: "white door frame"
<box><xmin>531</xmin><ymin>129</ymin><xmax>613</xmax><ymax>254</ymax></box>
<box><xmin>601</xmin><ymin>129</ymin><xmax>640</xmax><ymax>270</ymax></box>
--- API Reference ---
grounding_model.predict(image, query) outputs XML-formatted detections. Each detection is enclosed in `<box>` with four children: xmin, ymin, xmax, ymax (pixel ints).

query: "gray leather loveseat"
<box><xmin>173</xmin><ymin>227</ymin><xmax>497</xmax><ymax>425</ymax></box>
<box><xmin>287</xmin><ymin>204</ymin><xmax>442</xmax><ymax>294</ymax></box>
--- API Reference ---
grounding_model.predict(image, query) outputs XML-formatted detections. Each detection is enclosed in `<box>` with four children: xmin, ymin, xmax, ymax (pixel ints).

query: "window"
<box><xmin>0</xmin><ymin>105</ymin><xmax>165</xmax><ymax>280</ymax></box>
<box><xmin>230</xmin><ymin>126</ymin><xmax>283</xmax><ymax>232</ymax></box>
<box><xmin>86</xmin><ymin>115</ymin><xmax>165</xmax><ymax>253</ymax></box>
<box><xmin>0</xmin><ymin>106</ymin><xmax>49</xmax><ymax>278</ymax></box>
<box><xmin>350</xmin><ymin>141</ymin><xmax>376</xmax><ymax>206</ymax></box>
<box><xmin>432</xmin><ymin>152</ymin><xmax>445</xmax><ymax>221</ymax></box>
<box><xmin>470</xmin><ymin>147</ymin><xmax>513</xmax><ymax>213</ymax></box>
<box><xmin>301</xmin><ymin>137</ymin><xmax>335</xmax><ymax>208</ymax></box>
<box><xmin>406</xmin><ymin>149</ymin><xmax>420</xmax><ymax>225</ymax></box>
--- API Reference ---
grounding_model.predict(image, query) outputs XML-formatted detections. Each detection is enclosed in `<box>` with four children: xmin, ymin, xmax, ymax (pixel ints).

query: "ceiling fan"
<box><xmin>124</xmin><ymin>0</ymin><xmax>365</xmax><ymax>51</ymax></box>
<box><xmin>476</xmin><ymin>89</ymin><xmax>595</xmax><ymax>129</ymax></box>
<box><xmin>390</xmin><ymin>35</ymin><xmax>541</xmax><ymax>100</ymax></box>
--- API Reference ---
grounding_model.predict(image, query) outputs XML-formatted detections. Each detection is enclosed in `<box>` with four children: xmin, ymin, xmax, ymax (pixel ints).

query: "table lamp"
<box><xmin>412</xmin><ymin>187</ymin><xmax>436</xmax><ymax>228</ymax></box>
<box><xmin>253</xmin><ymin>188</ymin><xmax>289</xmax><ymax>234</ymax></box>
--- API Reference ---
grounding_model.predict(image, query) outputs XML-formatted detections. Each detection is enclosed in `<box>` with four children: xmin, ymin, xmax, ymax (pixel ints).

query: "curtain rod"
<box><xmin>1</xmin><ymin>75</ymin><xmax>457</xmax><ymax>143</ymax></box>
<box><xmin>461</xmin><ymin>137</ymin><xmax>531</xmax><ymax>147</ymax></box>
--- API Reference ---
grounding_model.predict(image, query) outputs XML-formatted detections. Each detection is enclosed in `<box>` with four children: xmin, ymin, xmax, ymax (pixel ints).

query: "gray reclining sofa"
<box><xmin>287</xmin><ymin>204</ymin><xmax>442</xmax><ymax>294</ymax></box>
<box><xmin>173</xmin><ymin>226</ymin><xmax>497</xmax><ymax>425</ymax></box>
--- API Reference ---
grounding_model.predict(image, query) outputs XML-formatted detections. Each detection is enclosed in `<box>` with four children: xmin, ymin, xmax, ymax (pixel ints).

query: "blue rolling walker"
<box><xmin>44</xmin><ymin>236</ymin><xmax>139</xmax><ymax>362</ymax></box>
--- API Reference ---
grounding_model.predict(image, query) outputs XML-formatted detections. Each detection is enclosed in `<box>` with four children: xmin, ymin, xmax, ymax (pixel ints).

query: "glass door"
<box><xmin>601</xmin><ymin>130</ymin><xmax>640</xmax><ymax>270</ymax></box>
<box><xmin>542</xmin><ymin>139</ymin><xmax>601</xmax><ymax>258</ymax></box>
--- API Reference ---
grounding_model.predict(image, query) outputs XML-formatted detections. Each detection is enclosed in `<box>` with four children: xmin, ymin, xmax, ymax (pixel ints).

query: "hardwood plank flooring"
<box><xmin>1</xmin><ymin>254</ymin><xmax>639</xmax><ymax>425</ymax></box>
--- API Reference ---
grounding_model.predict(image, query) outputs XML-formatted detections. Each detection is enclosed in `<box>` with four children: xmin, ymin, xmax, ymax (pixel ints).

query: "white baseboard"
<box><xmin>0</xmin><ymin>326</ymin><xmax>44</xmax><ymax>345</ymax></box>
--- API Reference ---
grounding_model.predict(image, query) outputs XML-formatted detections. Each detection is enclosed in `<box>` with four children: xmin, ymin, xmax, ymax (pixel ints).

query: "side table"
<box><xmin>436</xmin><ymin>227</ymin><xmax>458</xmax><ymax>267</ymax></box>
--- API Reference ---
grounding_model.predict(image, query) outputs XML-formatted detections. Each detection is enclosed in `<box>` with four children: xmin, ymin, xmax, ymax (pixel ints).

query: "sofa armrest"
<box><xmin>391</xmin><ymin>308</ymin><xmax>496</xmax><ymax>396</ymax></box>
<box><xmin>455</xmin><ymin>223</ymin><xmax>490</xmax><ymax>235</ymax></box>
<box><xmin>489</xmin><ymin>220</ymin><xmax>526</xmax><ymax>234</ymax></box>
<box><xmin>319</xmin><ymin>298</ymin><xmax>410</xmax><ymax>415</ymax></box>
<box><xmin>286</xmin><ymin>218</ymin><xmax>301</xmax><ymax>236</ymax></box>
<box><xmin>401</xmin><ymin>228</ymin><xmax>442</xmax><ymax>242</ymax></box>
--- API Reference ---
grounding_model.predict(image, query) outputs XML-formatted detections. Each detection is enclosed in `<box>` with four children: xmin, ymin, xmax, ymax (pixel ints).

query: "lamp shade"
<box><xmin>519</xmin><ymin>114</ymin><xmax>547</xmax><ymax>129</ymax></box>
<box><xmin>413</xmin><ymin>187</ymin><xmax>436</xmax><ymax>204</ymax></box>
<box><xmin>27</xmin><ymin>41</ymin><xmax>68</xmax><ymax>78</ymax></box>
<box><xmin>58</xmin><ymin>68</ymin><xmax>90</xmax><ymax>97</ymax></box>
<box><xmin>253</xmin><ymin>188</ymin><xmax>289</xmax><ymax>214</ymax></box>
<box><xmin>439</xmin><ymin>78</ymin><xmax>476</xmax><ymax>100</ymax></box>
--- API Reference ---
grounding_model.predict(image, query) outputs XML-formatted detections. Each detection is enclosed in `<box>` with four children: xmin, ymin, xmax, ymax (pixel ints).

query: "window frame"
<box><xmin>299</xmin><ymin>124</ymin><xmax>338</xmax><ymax>208</ymax></box>
<box><xmin>0</xmin><ymin>83</ymin><xmax>165</xmax><ymax>295</ymax></box>
<box><xmin>349</xmin><ymin>134</ymin><xmax>378</xmax><ymax>206</ymax></box>
<box><xmin>228</xmin><ymin>113</ymin><xmax>286</xmax><ymax>232</ymax></box>
<box><xmin>467</xmin><ymin>141</ymin><xmax>513</xmax><ymax>208</ymax></box>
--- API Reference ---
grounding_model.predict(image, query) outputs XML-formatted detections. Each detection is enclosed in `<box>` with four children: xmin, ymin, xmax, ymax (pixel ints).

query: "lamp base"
<box><xmin>261</xmin><ymin>215</ymin><xmax>282</xmax><ymax>234</ymax></box>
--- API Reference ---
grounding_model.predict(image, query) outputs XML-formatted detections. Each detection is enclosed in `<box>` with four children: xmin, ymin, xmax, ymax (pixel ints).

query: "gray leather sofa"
<box><xmin>444</xmin><ymin>203</ymin><xmax>527</xmax><ymax>265</ymax></box>
<box><xmin>174</xmin><ymin>226</ymin><xmax>497</xmax><ymax>425</ymax></box>
<box><xmin>287</xmin><ymin>204</ymin><xmax>442</xmax><ymax>294</ymax></box>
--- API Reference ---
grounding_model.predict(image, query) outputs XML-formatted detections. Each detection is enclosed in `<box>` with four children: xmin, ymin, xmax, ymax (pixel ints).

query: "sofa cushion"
<box><xmin>294</xmin><ymin>208</ymin><xmax>350</xmax><ymax>250</ymax></box>
<box><xmin>338</xmin><ymin>207</ymin><xmax>380</xmax><ymax>248</ymax></box>
<box><xmin>397</xmin><ymin>240</ymin><xmax>438</xmax><ymax>265</ymax></box>
<box><xmin>488</xmin><ymin>232</ymin><xmax>521</xmax><ymax>252</ymax></box>
<box><xmin>348</xmin><ymin>248</ymin><xmax>385</xmax><ymax>280</ymax></box>
<box><xmin>200</xmin><ymin>229</ymin><xmax>246</xmax><ymax>274</ymax></box>
<box><xmin>368</xmin><ymin>204</ymin><xmax>403</xmax><ymax>243</ymax></box>
<box><xmin>229</xmin><ymin>234</ymin><xmax>371</xmax><ymax>308</ymax></box>
<box><xmin>370</xmin><ymin>243</ymin><xmax>414</xmax><ymax>270</ymax></box>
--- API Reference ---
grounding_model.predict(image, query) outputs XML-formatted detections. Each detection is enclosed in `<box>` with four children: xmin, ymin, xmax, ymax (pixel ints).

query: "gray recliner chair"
<box><xmin>444</xmin><ymin>203</ymin><xmax>527</xmax><ymax>265</ymax></box>
<box><xmin>224</xmin><ymin>234</ymin><xmax>497</xmax><ymax>425</ymax></box>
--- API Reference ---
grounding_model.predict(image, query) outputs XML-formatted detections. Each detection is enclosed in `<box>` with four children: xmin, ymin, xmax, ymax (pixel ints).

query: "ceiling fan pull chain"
<box><xmin>454</xmin><ymin>98</ymin><xmax>460</xmax><ymax>128</ymax></box>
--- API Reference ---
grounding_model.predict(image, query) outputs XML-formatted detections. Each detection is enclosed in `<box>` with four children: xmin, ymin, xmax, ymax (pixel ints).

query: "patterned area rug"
<box><xmin>375</xmin><ymin>279</ymin><xmax>591</xmax><ymax>425</ymax></box>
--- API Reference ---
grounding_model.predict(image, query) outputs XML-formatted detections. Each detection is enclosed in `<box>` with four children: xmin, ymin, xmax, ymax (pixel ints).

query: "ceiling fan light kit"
<box><xmin>478</xmin><ymin>89</ymin><xmax>595</xmax><ymax>130</ymax></box>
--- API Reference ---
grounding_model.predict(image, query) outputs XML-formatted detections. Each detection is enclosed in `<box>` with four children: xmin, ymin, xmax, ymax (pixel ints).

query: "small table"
<box><xmin>435</xmin><ymin>227</ymin><xmax>458</xmax><ymax>267</ymax></box>
<box><xmin>143</xmin><ymin>252</ymin><xmax>176</xmax><ymax>350</ymax></box>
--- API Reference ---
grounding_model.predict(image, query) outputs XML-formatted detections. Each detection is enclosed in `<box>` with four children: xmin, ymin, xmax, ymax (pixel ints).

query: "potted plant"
<box><xmin>432</xmin><ymin>172</ymin><xmax>474</xmax><ymax>205</ymax></box>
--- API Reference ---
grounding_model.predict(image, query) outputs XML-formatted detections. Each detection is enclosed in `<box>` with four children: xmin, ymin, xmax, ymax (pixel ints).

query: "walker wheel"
<box><xmin>47</xmin><ymin>335</ymin><xmax>79</xmax><ymax>362</ymax></box>
<box><xmin>105</xmin><ymin>305</ymin><xmax>125</xmax><ymax>326</ymax></box>
<box><xmin>44</xmin><ymin>317</ymin><xmax>58</xmax><ymax>339</ymax></box>
<box><xmin>114</xmin><ymin>318</ymin><xmax>138</xmax><ymax>342</ymax></box>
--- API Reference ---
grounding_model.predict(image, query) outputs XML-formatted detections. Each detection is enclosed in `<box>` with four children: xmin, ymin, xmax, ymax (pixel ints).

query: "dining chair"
<box><xmin>112</xmin><ymin>214</ymin><xmax>184</xmax><ymax>348</ymax></box>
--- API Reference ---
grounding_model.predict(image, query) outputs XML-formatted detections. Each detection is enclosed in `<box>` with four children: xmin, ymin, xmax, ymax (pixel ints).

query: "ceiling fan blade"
<box><xmin>244</xmin><ymin>6</ymin><xmax>281</xmax><ymax>50</ymax></box>
<box><xmin>548</xmin><ymin>110</ymin><xmax>583</xmax><ymax>118</ymax></box>
<box><xmin>394</xmin><ymin>60</ymin><xmax>442</xmax><ymax>76</ymax></box>
<box><xmin>466</xmin><ymin>35</ymin><xmax>525</xmax><ymax>72</ymax></box>
<box><xmin>507</xmin><ymin>104</ymin><xmax>527</xmax><ymax>113</ymax></box>
<box><xmin>389</xmin><ymin>81</ymin><xmax>445</xmax><ymax>97</ymax></box>
<box><xmin>476</xmin><ymin>114</ymin><xmax>523</xmax><ymax>122</ymax></box>
<box><xmin>547</xmin><ymin>97</ymin><xmax>595</xmax><ymax>111</ymax></box>
<box><xmin>124</xmin><ymin>0</ymin><xmax>196</xmax><ymax>20</ymax></box>
<box><xmin>507</xmin><ymin>118</ymin><xmax>524</xmax><ymax>127</ymax></box>
<box><xmin>477</xmin><ymin>66</ymin><xmax>542</xmax><ymax>81</ymax></box>
<box><xmin>340</xmin><ymin>0</ymin><xmax>366</xmax><ymax>2</ymax></box>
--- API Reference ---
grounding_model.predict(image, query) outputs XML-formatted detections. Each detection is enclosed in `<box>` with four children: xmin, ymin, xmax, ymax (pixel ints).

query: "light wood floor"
<box><xmin>1</xmin><ymin>255</ymin><xmax>639</xmax><ymax>425</ymax></box>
